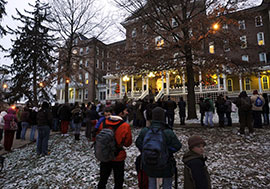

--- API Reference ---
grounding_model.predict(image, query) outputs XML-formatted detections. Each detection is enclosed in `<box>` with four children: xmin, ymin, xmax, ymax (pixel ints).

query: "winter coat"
<box><xmin>21</xmin><ymin>110</ymin><xmax>30</xmax><ymax>122</ymax></box>
<box><xmin>262</xmin><ymin>97</ymin><xmax>269</xmax><ymax>114</ymax></box>
<box><xmin>135</xmin><ymin>121</ymin><xmax>182</xmax><ymax>178</ymax></box>
<box><xmin>3</xmin><ymin>108</ymin><xmax>18</xmax><ymax>130</ymax></box>
<box><xmin>215</xmin><ymin>97</ymin><xmax>226</xmax><ymax>114</ymax></box>
<box><xmin>165</xmin><ymin>100</ymin><xmax>177</xmax><ymax>112</ymax></box>
<box><xmin>37</xmin><ymin>108</ymin><xmax>53</xmax><ymax>127</ymax></box>
<box><xmin>58</xmin><ymin>104</ymin><xmax>71</xmax><ymax>121</ymax></box>
<box><xmin>250</xmin><ymin>94</ymin><xmax>265</xmax><ymax>111</ymax></box>
<box><xmin>97</xmin><ymin>115</ymin><xmax>132</xmax><ymax>162</ymax></box>
<box><xmin>235</xmin><ymin>97</ymin><xmax>252</xmax><ymax>113</ymax></box>
<box><xmin>178</xmin><ymin>101</ymin><xmax>186</xmax><ymax>117</ymax></box>
<box><xmin>0</xmin><ymin>111</ymin><xmax>7</xmax><ymax>129</ymax></box>
<box><xmin>204</xmin><ymin>98</ymin><xmax>214</xmax><ymax>113</ymax></box>
<box><xmin>183</xmin><ymin>150</ymin><xmax>211</xmax><ymax>189</ymax></box>
<box><xmin>30</xmin><ymin>110</ymin><xmax>38</xmax><ymax>125</ymax></box>
<box><xmin>85</xmin><ymin>109</ymin><xmax>99</xmax><ymax>121</ymax></box>
<box><xmin>225</xmin><ymin>100</ymin><xmax>232</xmax><ymax>113</ymax></box>
<box><xmin>52</xmin><ymin>105</ymin><xmax>59</xmax><ymax>118</ymax></box>
<box><xmin>199</xmin><ymin>101</ymin><xmax>205</xmax><ymax>114</ymax></box>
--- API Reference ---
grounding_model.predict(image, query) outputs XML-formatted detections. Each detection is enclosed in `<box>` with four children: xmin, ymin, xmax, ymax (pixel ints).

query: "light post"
<box><xmin>122</xmin><ymin>75</ymin><xmax>130</xmax><ymax>93</ymax></box>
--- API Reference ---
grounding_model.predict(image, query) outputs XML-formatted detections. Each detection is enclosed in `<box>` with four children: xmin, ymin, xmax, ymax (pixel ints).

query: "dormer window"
<box><xmin>255</xmin><ymin>16</ymin><xmax>263</xmax><ymax>27</ymax></box>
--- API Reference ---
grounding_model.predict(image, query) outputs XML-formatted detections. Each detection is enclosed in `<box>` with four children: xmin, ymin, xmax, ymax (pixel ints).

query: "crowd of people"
<box><xmin>0</xmin><ymin>89</ymin><xmax>269</xmax><ymax>188</ymax></box>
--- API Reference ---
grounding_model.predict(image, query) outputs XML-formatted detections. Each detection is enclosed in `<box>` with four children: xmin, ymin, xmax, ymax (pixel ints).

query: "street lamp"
<box><xmin>213</xmin><ymin>23</ymin><xmax>219</xmax><ymax>31</ymax></box>
<box><xmin>39</xmin><ymin>82</ymin><xmax>44</xmax><ymax>87</ymax></box>
<box><xmin>2</xmin><ymin>83</ymin><xmax>7</xmax><ymax>89</ymax></box>
<box><xmin>66</xmin><ymin>79</ymin><xmax>70</xmax><ymax>84</ymax></box>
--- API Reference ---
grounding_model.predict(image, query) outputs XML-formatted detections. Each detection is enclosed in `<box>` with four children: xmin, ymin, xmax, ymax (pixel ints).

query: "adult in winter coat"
<box><xmin>215</xmin><ymin>94</ymin><xmax>226</xmax><ymax>127</ymax></box>
<box><xmin>262</xmin><ymin>93</ymin><xmax>269</xmax><ymax>125</ymax></box>
<box><xmin>96</xmin><ymin>102</ymin><xmax>132</xmax><ymax>189</ymax></box>
<box><xmin>0</xmin><ymin>111</ymin><xmax>7</xmax><ymax>149</ymax></box>
<box><xmin>250</xmin><ymin>90</ymin><xmax>265</xmax><ymax>128</ymax></box>
<box><xmin>3</xmin><ymin>108</ymin><xmax>18</xmax><ymax>151</ymax></box>
<box><xmin>85</xmin><ymin>102</ymin><xmax>99</xmax><ymax>140</ymax></box>
<box><xmin>204</xmin><ymin>95</ymin><xmax>214</xmax><ymax>127</ymax></box>
<box><xmin>224</xmin><ymin>96</ymin><xmax>232</xmax><ymax>126</ymax></box>
<box><xmin>235</xmin><ymin>91</ymin><xmax>253</xmax><ymax>136</ymax></box>
<box><xmin>136</xmin><ymin>107</ymin><xmax>182</xmax><ymax>189</ymax></box>
<box><xmin>178</xmin><ymin>97</ymin><xmax>186</xmax><ymax>125</ymax></box>
<box><xmin>58</xmin><ymin>103</ymin><xmax>71</xmax><ymax>135</ymax></box>
<box><xmin>36</xmin><ymin>102</ymin><xmax>53</xmax><ymax>156</ymax></box>
<box><xmin>20</xmin><ymin>107</ymin><xmax>30</xmax><ymax>140</ymax></box>
<box><xmin>183</xmin><ymin>136</ymin><xmax>211</xmax><ymax>189</ymax></box>
<box><xmin>164</xmin><ymin>96</ymin><xmax>177</xmax><ymax>127</ymax></box>
<box><xmin>71</xmin><ymin>104</ymin><xmax>83</xmax><ymax>140</ymax></box>
<box><xmin>52</xmin><ymin>103</ymin><xmax>59</xmax><ymax>131</ymax></box>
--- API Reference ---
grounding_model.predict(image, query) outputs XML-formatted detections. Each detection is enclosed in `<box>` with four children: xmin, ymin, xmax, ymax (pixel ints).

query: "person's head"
<box><xmin>114</xmin><ymin>102</ymin><xmax>128</xmax><ymax>118</ymax></box>
<box><xmin>263</xmin><ymin>93</ymin><xmax>268</xmax><ymax>99</ymax></box>
<box><xmin>180</xmin><ymin>97</ymin><xmax>183</xmax><ymax>101</ymax></box>
<box><xmin>103</xmin><ymin>107</ymin><xmax>113</xmax><ymax>118</ymax></box>
<box><xmin>207</xmin><ymin>94</ymin><xmax>211</xmax><ymax>98</ymax></box>
<box><xmin>240</xmin><ymin>91</ymin><xmax>247</xmax><ymax>98</ymax></box>
<box><xmin>168</xmin><ymin>96</ymin><xmax>171</xmax><ymax>100</ymax></box>
<box><xmin>199</xmin><ymin>97</ymin><xmax>204</xmax><ymax>101</ymax></box>
<box><xmin>225</xmin><ymin>96</ymin><xmax>229</xmax><ymax>100</ymax></box>
<box><xmin>253</xmin><ymin>90</ymin><xmax>258</xmax><ymax>95</ymax></box>
<box><xmin>188</xmin><ymin>135</ymin><xmax>206</xmax><ymax>155</ymax></box>
<box><xmin>41</xmin><ymin>101</ymin><xmax>50</xmax><ymax>110</ymax></box>
<box><xmin>152</xmin><ymin>107</ymin><xmax>165</xmax><ymax>123</ymax></box>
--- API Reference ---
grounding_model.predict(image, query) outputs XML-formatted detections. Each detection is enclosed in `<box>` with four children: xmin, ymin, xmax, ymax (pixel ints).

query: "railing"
<box><xmin>155</xmin><ymin>89</ymin><xmax>164</xmax><ymax>102</ymax></box>
<box><xmin>137</xmin><ymin>90</ymin><xmax>149</xmax><ymax>100</ymax></box>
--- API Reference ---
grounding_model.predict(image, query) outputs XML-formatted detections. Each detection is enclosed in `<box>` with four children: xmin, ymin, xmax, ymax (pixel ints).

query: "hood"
<box><xmin>182</xmin><ymin>150</ymin><xmax>206</xmax><ymax>164</ymax></box>
<box><xmin>7</xmin><ymin>108</ymin><xmax>16</xmax><ymax>114</ymax></box>
<box><xmin>109</xmin><ymin>115</ymin><xmax>123</xmax><ymax>121</ymax></box>
<box><xmin>0</xmin><ymin>111</ymin><xmax>7</xmax><ymax>117</ymax></box>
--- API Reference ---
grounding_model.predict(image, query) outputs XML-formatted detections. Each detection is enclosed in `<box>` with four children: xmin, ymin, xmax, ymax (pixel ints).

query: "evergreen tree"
<box><xmin>0</xmin><ymin>0</ymin><xmax>7</xmax><ymax>50</ymax></box>
<box><xmin>8</xmin><ymin>0</ymin><xmax>56</xmax><ymax>106</ymax></box>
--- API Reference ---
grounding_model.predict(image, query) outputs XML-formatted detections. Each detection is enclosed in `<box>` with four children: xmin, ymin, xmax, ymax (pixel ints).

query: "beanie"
<box><xmin>114</xmin><ymin>102</ymin><xmax>127</xmax><ymax>115</ymax></box>
<box><xmin>152</xmin><ymin>107</ymin><xmax>165</xmax><ymax>122</ymax></box>
<box><xmin>188</xmin><ymin>135</ymin><xmax>206</xmax><ymax>149</ymax></box>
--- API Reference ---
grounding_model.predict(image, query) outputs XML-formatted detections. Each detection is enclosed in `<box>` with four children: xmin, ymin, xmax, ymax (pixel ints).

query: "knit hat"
<box><xmin>188</xmin><ymin>136</ymin><xmax>206</xmax><ymax>149</ymax></box>
<box><xmin>114</xmin><ymin>102</ymin><xmax>127</xmax><ymax>115</ymax></box>
<box><xmin>152</xmin><ymin>107</ymin><xmax>165</xmax><ymax>122</ymax></box>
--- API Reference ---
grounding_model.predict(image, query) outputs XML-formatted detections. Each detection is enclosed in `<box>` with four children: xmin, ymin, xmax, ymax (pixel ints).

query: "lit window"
<box><xmin>259</xmin><ymin>52</ymin><xmax>267</xmax><ymax>63</ymax></box>
<box><xmin>262</xmin><ymin>76</ymin><xmax>269</xmax><ymax>89</ymax></box>
<box><xmin>172</xmin><ymin>18</ymin><xmax>178</xmax><ymax>28</ymax></box>
<box><xmin>242</xmin><ymin>55</ymin><xmax>249</xmax><ymax>62</ymax></box>
<box><xmin>80</xmin><ymin>48</ymin><xmax>84</xmax><ymax>55</ymax></box>
<box><xmin>85</xmin><ymin>80</ymin><xmax>89</xmax><ymax>84</ymax></box>
<box><xmin>255</xmin><ymin>16</ymin><xmax>263</xmax><ymax>27</ymax></box>
<box><xmin>227</xmin><ymin>79</ymin><xmax>233</xmax><ymax>91</ymax></box>
<box><xmin>85</xmin><ymin>89</ymin><xmax>88</xmax><ymax>99</ymax></box>
<box><xmin>132</xmin><ymin>28</ymin><xmax>136</xmax><ymax>38</ymax></box>
<box><xmin>238</xmin><ymin>20</ymin><xmax>246</xmax><ymax>30</ymax></box>
<box><xmin>155</xmin><ymin>36</ymin><xmax>164</xmax><ymax>49</ymax></box>
<box><xmin>209</xmin><ymin>42</ymin><xmax>214</xmax><ymax>54</ymax></box>
<box><xmin>245</xmin><ymin>78</ymin><xmax>251</xmax><ymax>91</ymax></box>
<box><xmin>257</xmin><ymin>32</ymin><xmax>265</xmax><ymax>46</ymax></box>
<box><xmin>240</xmin><ymin>36</ymin><xmax>247</xmax><ymax>49</ymax></box>
<box><xmin>96</xmin><ymin>59</ymin><xmax>99</xmax><ymax>68</ymax></box>
<box><xmin>223</xmin><ymin>40</ymin><xmax>230</xmax><ymax>52</ymax></box>
<box><xmin>116</xmin><ymin>61</ymin><xmax>120</xmax><ymax>70</ymax></box>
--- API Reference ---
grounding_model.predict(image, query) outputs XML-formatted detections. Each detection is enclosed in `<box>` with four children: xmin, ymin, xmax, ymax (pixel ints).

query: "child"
<box><xmin>182</xmin><ymin>135</ymin><xmax>211</xmax><ymax>189</ymax></box>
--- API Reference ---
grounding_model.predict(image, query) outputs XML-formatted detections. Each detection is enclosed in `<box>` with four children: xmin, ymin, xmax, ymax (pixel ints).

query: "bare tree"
<box><xmin>114</xmin><ymin>0</ymin><xmax>255</xmax><ymax>119</ymax></box>
<box><xmin>49</xmin><ymin>0</ymin><xmax>113</xmax><ymax>103</ymax></box>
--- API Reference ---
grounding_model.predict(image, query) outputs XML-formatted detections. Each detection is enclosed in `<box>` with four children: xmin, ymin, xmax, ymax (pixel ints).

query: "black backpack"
<box><xmin>204</xmin><ymin>99</ymin><xmax>211</xmax><ymax>111</ymax></box>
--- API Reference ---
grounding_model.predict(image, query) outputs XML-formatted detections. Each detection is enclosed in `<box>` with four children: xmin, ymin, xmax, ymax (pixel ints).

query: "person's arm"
<box><xmin>135</xmin><ymin>128</ymin><xmax>148</xmax><ymax>152</ymax></box>
<box><xmin>187</xmin><ymin>159</ymin><xmax>209</xmax><ymax>189</ymax></box>
<box><xmin>166</xmin><ymin>131</ymin><xmax>182</xmax><ymax>153</ymax></box>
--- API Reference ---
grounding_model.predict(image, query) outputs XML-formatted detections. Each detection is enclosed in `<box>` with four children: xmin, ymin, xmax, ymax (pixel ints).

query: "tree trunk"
<box><xmin>65</xmin><ymin>82</ymin><xmax>69</xmax><ymax>103</ymax></box>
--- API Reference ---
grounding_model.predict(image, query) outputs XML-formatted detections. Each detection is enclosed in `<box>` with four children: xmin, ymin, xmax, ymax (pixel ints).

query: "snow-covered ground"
<box><xmin>1</xmin><ymin>125</ymin><xmax>270</xmax><ymax>189</ymax></box>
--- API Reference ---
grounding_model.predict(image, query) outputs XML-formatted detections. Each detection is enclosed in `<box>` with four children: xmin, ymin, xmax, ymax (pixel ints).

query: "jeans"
<box><xmin>30</xmin><ymin>125</ymin><xmax>37</xmax><ymax>141</ymax></box>
<box><xmin>218</xmin><ymin>112</ymin><xmax>225</xmax><ymax>127</ymax></box>
<box><xmin>73</xmin><ymin>122</ymin><xmax>81</xmax><ymax>134</ymax></box>
<box><xmin>226</xmin><ymin>112</ymin><xmax>232</xmax><ymax>126</ymax></box>
<box><xmin>205</xmin><ymin>111</ymin><xmax>213</xmax><ymax>126</ymax></box>
<box><xmin>263</xmin><ymin>113</ymin><xmax>269</xmax><ymax>125</ymax></box>
<box><xmin>252</xmin><ymin>111</ymin><xmax>262</xmax><ymax>128</ymax></box>
<box><xmin>148</xmin><ymin>177</ymin><xmax>172</xmax><ymax>189</ymax></box>
<box><xmin>70</xmin><ymin>120</ymin><xmax>75</xmax><ymax>131</ymax></box>
<box><xmin>52</xmin><ymin>118</ymin><xmax>59</xmax><ymax>131</ymax></box>
<box><xmin>98</xmin><ymin>161</ymin><xmax>125</xmax><ymax>189</ymax></box>
<box><xmin>167</xmin><ymin>111</ymin><xmax>175</xmax><ymax>127</ymax></box>
<box><xmin>37</xmin><ymin>125</ymin><xmax>50</xmax><ymax>155</ymax></box>
<box><xmin>21</xmin><ymin>122</ymin><xmax>29</xmax><ymax>140</ymax></box>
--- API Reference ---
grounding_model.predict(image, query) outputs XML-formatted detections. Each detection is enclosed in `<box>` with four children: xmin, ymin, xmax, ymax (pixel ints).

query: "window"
<box><xmin>188</xmin><ymin>29</ymin><xmax>193</xmax><ymax>37</ymax></box>
<box><xmin>257</xmin><ymin>32</ymin><xmax>265</xmax><ymax>46</ymax></box>
<box><xmin>96</xmin><ymin>47</ymin><xmax>99</xmax><ymax>55</ymax></box>
<box><xmin>86</xmin><ymin>46</ymin><xmax>89</xmax><ymax>54</ymax></box>
<box><xmin>174</xmin><ymin>53</ymin><xmax>179</xmax><ymax>62</ymax></box>
<box><xmin>74</xmin><ymin>38</ymin><xmax>78</xmax><ymax>45</ymax></box>
<box><xmin>172</xmin><ymin>18</ymin><xmax>178</xmax><ymax>28</ymax></box>
<box><xmin>85</xmin><ymin>60</ymin><xmax>89</xmax><ymax>67</ymax></box>
<box><xmin>116</xmin><ymin>61</ymin><xmax>120</xmax><ymax>70</ymax></box>
<box><xmin>96</xmin><ymin>59</ymin><xmax>99</xmax><ymax>68</ymax></box>
<box><xmin>240</xmin><ymin>36</ymin><xmax>247</xmax><ymax>49</ymax></box>
<box><xmin>245</xmin><ymin>78</ymin><xmax>251</xmax><ymax>91</ymax></box>
<box><xmin>155</xmin><ymin>36</ymin><xmax>164</xmax><ymax>49</ymax></box>
<box><xmin>143</xmin><ymin>42</ymin><xmax>148</xmax><ymax>50</ymax></box>
<box><xmin>142</xmin><ymin>24</ymin><xmax>147</xmax><ymax>33</ymax></box>
<box><xmin>262</xmin><ymin>76</ymin><xmax>269</xmax><ymax>90</ymax></box>
<box><xmin>102</xmin><ymin>61</ymin><xmax>104</xmax><ymax>69</ymax></box>
<box><xmin>107</xmin><ymin>62</ymin><xmax>110</xmax><ymax>71</ymax></box>
<box><xmin>242</xmin><ymin>55</ymin><xmax>249</xmax><ymax>62</ymax></box>
<box><xmin>85</xmin><ymin>72</ymin><xmax>89</xmax><ymax>79</ymax></box>
<box><xmin>85</xmin><ymin>89</ymin><xmax>88</xmax><ymax>99</ymax></box>
<box><xmin>255</xmin><ymin>16</ymin><xmax>263</xmax><ymax>27</ymax></box>
<box><xmin>132</xmin><ymin>28</ymin><xmax>136</xmax><ymax>38</ymax></box>
<box><xmin>222</xmin><ymin>24</ymin><xmax>228</xmax><ymax>30</ymax></box>
<box><xmin>259</xmin><ymin>52</ymin><xmax>267</xmax><ymax>63</ymax></box>
<box><xmin>209</xmin><ymin>42</ymin><xmax>214</xmax><ymax>54</ymax></box>
<box><xmin>80</xmin><ymin>48</ymin><xmax>84</xmax><ymax>55</ymax></box>
<box><xmin>78</xmin><ymin>90</ymin><xmax>82</xmax><ymax>99</ymax></box>
<box><xmin>102</xmin><ymin>50</ymin><xmax>104</xmax><ymax>58</ymax></box>
<box><xmin>223</xmin><ymin>40</ymin><xmax>230</xmax><ymax>52</ymax></box>
<box><xmin>79</xmin><ymin>74</ymin><xmax>82</xmax><ymax>80</ymax></box>
<box><xmin>238</xmin><ymin>20</ymin><xmax>246</xmax><ymax>30</ymax></box>
<box><xmin>79</xmin><ymin>60</ymin><xmax>83</xmax><ymax>66</ymax></box>
<box><xmin>227</xmin><ymin>79</ymin><xmax>233</xmax><ymax>92</ymax></box>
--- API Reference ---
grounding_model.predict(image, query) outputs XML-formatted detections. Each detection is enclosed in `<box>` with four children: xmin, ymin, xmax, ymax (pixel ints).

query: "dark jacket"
<box><xmin>165</xmin><ymin>100</ymin><xmax>177</xmax><ymax>112</ymax></box>
<box><xmin>58</xmin><ymin>104</ymin><xmax>71</xmax><ymax>121</ymax></box>
<box><xmin>52</xmin><ymin>105</ymin><xmax>59</xmax><ymax>118</ymax></box>
<box><xmin>225</xmin><ymin>100</ymin><xmax>232</xmax><ymax>113</ymax></box>
<box><xmin>37</xmin><ymin>109</ymin><xmax>53</xmax><ymax>127</ymax></box>
<box><xmin>21</xmin><ymin>110</ymin><xmax>30</xmax><ymax>122</ymax></box>
<box><xmin>30</xmin><ymin>110</ymin><xmax>38</xmax><ymax>125</ymax></box>
<box><xmin>215</xmin><ymin>97</ymin><xmax>226</xmax><ymax>114</ymax></box>
<box><xmin>178</xmin><ymin>100</ymin><xmax>186</xmax><ymax>117</ymax></box>
<box><xmin>235</xmin><ymin>96</ymin><xmax>252</xmax><ymax>113</ymax></box>
<box><xmin>135</xmin><ymin>121</ymin><xmax>182</xmax><ymax>178</ymax></box>
<box><xmin>183</xmin><ymin>151</ymin><xmax>211</xmax><ymax>189</ymax></box>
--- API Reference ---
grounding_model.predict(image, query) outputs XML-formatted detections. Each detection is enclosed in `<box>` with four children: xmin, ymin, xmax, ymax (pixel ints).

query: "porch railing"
<box><xmin>155</xmin><ymin>88</ymin><xmax>164</xmax><ymax>102</ymax></box>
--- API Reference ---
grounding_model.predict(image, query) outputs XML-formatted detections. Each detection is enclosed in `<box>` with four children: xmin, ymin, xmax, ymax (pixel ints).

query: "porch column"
<box><xmin>239</xmin><ymin>74</ymin><xmax>243</xmax><ymax>92</ymax></box>
<box><xmin>120</xmin><ymin>76</ymin><xmax>123</xmax><ymax>98</ymax></box>
<box><xmin>162</xmin><ymin>73</ymin><xmax>164</xmax><ymax>91</ymax></box>
<box><xmin>199</xmin><ymin>71</ymin><xmax>203</xmax><ymax>93</ymax></box>
<box><xmin>146</xmin><ymin>77</ymin><xmax>149</xmax><ymax>91</ymax></box>
<box><xmin>258</xmin><ymin>73</ymin><xmax>262</xmax><ymax>93</ymax></box>
<box><xmin>166</xmin><ymin>71</ymin><xmax>170</xmax><ymax>95</ymax></box>
<box><xmin>60</xmin><ymin>89</ymin><xmax>62</xmax><ymax>101</ymax></box>
<box><xmin>217</xmin><ymin>74</ymin><xmax>221</xmax><ymax>91</ymax></box>
<box><xmin>182</xmin><ymin>71</ymin><xmax>186</xmax><ymax>93</ymax></box>
<box><xmin>81</xmin><ymin>89</ymin><xmax>83</xmax><ymax>102</ymax></box>
<box><xmin>109</xmin><ymin>79</ymin><xmax>112</xmax><ymax>98</ymax></box>
<box><xmin>131</xmin><ymin>76</ymin><xmax>134</xmax><ymax>98</ymax></box>
<box><xmin>223</xmin><ymin>74</ymin><xmax>227</xmax><ymax>91</ymax></box>
<box><xmin>73</xmin><ymin>88</ymin><xmax>76</xmax><ymax>102</ymax></box>
<box><xmin>142</xmin><ymin>76</ymin><xmax>145</xmax><ymax>91</ymax></box>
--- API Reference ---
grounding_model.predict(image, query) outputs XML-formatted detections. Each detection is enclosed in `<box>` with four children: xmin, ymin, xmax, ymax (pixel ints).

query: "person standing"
<box><xmin>183</xmin><ymin>136</ymin><xmax>211</xmax><ymax>189</ymax></box>
<box><xmin>20</xmin><ymin>107</ymin><xmax>30</xmax><ymax>140</ymax></box>
<box><xmin>36</xmin><ymin>102</ymin><xmax>52</xmax><ymax>156</ymax></box>
<box><xmin>71</xmin><ymin>104</ymin><xmax>83</xmax><ymax>140</ymax></box>
<box><xmin>215</xmin><ymin>94</ymin><xmax>226</xmax><ymax>127</ymax></box>
<box><xmin>262</xmin><ymin>93</ymin><xmax>269</xmax><ymax>126</ymax></box>
<box><xmin>85</xmin><ymin>102</ymin><xmax>99</xmax><ymax>140</ymax></box>
<box><xmin>29</xmin><ymin>107</ymin><xmax>38</xmax><ymax>142</ymax></box>
<box><xmin>164</xmin><ymin>96</ymin><xmax>177</xmax><ymax>127</ymax></box>
<box><xmin>199</xmin><ymin>97</ymin><xmax>205</xmax><ymax>126</ymax></box>
<box><xmin>58</xmin><ymin>103</ymin><xmax>71</xmax><ymax>136</ymax></box>
<box><xmin>250</xmin><ymin>90</ymin><xmax>265</xmax><ymax>128</ymax></box>
<box><xmin>3</xmin><ymin>108</ymin><xmax>18</xmax><ymax>151</ymax></box>
<box><xmin>225</xmin><ymin>96</ymin><xmax>232</xmax><ymax>126</ymax></box>
<box><xmin>52</xmin><ymin>103</ymin><xmax>59</xmax><ymax>131</ymax></box>
<box><xmin>0</xmin><ymin>110</ymin><xmax>7</xmax><ymax>150</ymax></box>
<box><xmin>15</xmin><ymin>107</ymin><xmax>22</xmax><ymax>139</ymax></box>
<box><xmin>136</xmin><ymin>107</ymin><xmax>182</xmax><ymax>189</ymax></box>
<box><xmin>204</xmin><ymin>95</ymin><xmax>214</xmax><ymax>127</ymax></box>
<box><xmin>178</xmin><ymin>97</ymin><xmax>186</xmax><ymax>125</ymax></box>
<box><xmin>96</xmin><ymin>102</ymin><xmax>132</xmax><ymax>189</ymax></box>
